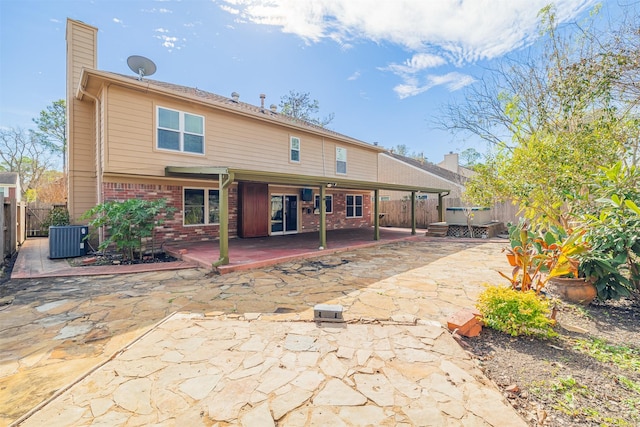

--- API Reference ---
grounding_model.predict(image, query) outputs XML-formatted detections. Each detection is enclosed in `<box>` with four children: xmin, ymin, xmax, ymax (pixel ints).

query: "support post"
<box><xmin>411</xmin><ymin>191</ymin><xmax>416</xmax><ymax>235</ymax></box>
<box><xmin>319</xmin><ymin>185</ymin><xmax>327</xmax><ymax>249</ymax></box>
<box><xmin>213</xmin><ymin>172</ymin><xmax>234</xmax><ymax>268</ymax></box>
<box><xmin>374</xmin><ymin>189</ymin><xmax>380</xmax><ymax>241</ymax></box>
<box><xmin>438</xmin><ymin>193</ymin><xmax>446</xmax><ymax>222</ymax></box>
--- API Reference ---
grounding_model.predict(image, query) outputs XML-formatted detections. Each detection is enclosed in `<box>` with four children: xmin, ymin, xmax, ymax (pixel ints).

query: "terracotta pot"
<box><xmin>547</xmin><ymin>277</ymin><xmax>597</xmax><ymax>305</ymax></box>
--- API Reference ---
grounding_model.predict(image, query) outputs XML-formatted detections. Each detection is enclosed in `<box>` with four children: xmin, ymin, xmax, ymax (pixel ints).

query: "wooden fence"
<box><xmin>379</xmin><ymin>198</ymin><xmax>440</xmax><ymax>228</ymax></box>
<box><xmin>378</xmin><ymin>197</ymin><xmax>522</xmax><ymax>229</ymax></box>
<box><xmin>2</xmin><ymin>200</ymin><xmax>25</xmax><ymax>259</ymax></box>
<box><xmin>25</xmin><ymin>202</ymin><xmax>57</xmax><ymax>237</ymax></box>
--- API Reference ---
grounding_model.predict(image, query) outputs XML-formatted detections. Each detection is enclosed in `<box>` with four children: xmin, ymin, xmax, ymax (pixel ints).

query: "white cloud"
<box><xmin>113</xmin><ymin>18</ymin><xmax>124</xmax><ymax>25</ymax></box>
<box><xmin>155</xmin><ymin>32</ymin><xmax>185</xmax><ymax>52</ymax></box>
<box><xmin>220</xmin><ymin>4</ymin><xmax>239</xmax><ymax>15</ymax></box>
<box><xmin>429</xmin><ymin>72</ymin><xmax>476</xmax><ymax>91</ymax></box>
<box><xmin>385</xmin><ymin>53</ymin><xmax>447</xmax><ymax>75</ymax></box>
<box><xmin>393</xmin><ymin>72</ymin><xmax>476</xmax><ymax>99</ymax></box>
<box><xmin>221</xmin><ymin>0</ymin><xmax>596</xmax><ymax>97</ymax></box>
<box><xmin>221</xmin><ymin>0</ymin><xmax>595</xmax><ymax>62</ymax></box>
<box><xmin>141</xmin><ymin>7</ymin><xmax>173</xmax><ymax>14</ymax></box>
<box><xmin>159</xmin><ymin>35</ymin><xmax>177</xmax><ymax>48</ymax></box>
<box><xmin>347</xmin><ymin>71</ymin><xmax>361</xmax><ymax>81</ymax></box>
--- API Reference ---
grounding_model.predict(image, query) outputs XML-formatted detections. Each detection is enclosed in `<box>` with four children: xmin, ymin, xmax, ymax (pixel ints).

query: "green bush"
<box><xmin>476</xmin><ymin>285</ymin><xmax>558</xmax><ymax>338</ymax></box>
<box><xmin>81</xmin><ymin>198</ymin><xmax>175</xmax><ymax>261</ymax></box>
<box><xmin>578</xmin><ymin>162</ymin><xmax>640</xmax><ymax>299</ymax></box>
<box><xmin>42</xmin><ymin>206</ymin><xmax>70</xmax><ymax>235</ymax></box>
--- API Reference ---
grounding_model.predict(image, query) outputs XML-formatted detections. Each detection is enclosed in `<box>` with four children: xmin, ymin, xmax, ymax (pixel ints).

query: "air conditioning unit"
<box><xmin>49</xmin><ymin>225</ymin><xmax>88</xmax><ymax>259</ymax></box>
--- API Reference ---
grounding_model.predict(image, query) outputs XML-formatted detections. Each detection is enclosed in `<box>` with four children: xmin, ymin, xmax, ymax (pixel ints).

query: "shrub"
<box><xmin>41</xmin><ymin>206</ymin><xmax>70</xmax><ymax>235</ymax></box>
<box><xmin>81</xmin><ymin>198</ymin><xmax>175</xmax><ymax>261</ymax></box>
<box><xmin>476</xmin><ymin>285</ymin><xmax>558</xmax><ymax>338</ymax></box>
<box><xmin>578</xmin><ymin>162</ymin><xmax>640</xmax><ymax>299</ymax></box>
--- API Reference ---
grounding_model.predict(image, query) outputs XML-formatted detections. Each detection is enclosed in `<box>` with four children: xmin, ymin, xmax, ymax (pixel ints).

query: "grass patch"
<box><xmin>573</xmin><ymin>338</ymin><xmax>640</xmax><ymax>371</ymax></box>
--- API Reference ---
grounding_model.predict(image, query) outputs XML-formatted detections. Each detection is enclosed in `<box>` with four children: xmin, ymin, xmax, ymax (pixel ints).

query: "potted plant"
<box><xmin>499</xmin><ymin>220</ymin><xmax>547</xmax><ymax>293</ymax></box>
<box><xmin>537</xmin><ymin>227</ymin><xmax>597</xmax><ymax>305</ymax></box>
<box><xmin>504</xmin><ymin>220</ymin><xmax>526</xmax><ymax>266</ymax></box>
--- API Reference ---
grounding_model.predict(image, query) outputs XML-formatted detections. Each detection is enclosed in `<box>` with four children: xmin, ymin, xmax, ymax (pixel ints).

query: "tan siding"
<box><xmin>327</xmin><ymin>142</ymin><xmax>378</xmax><ymax>181</ymax></box>
<box><xmin>102</xmin><ymin>86</ymin><xmax>380</xmax><ymax>181</ymax></box>
<box><xmin>67</xmin><ymin>19</ymin><xmax>98</xmax><ymax>223</ymax></box>
<box><xmin>378</xmin><ymin>154</ymin><xmax>462</xmax><ymax>199</ymax></box>
<box><xmin>69</xmin><ymin>171</ymin><xmax>97</xmax><ymax>222</ymax></box>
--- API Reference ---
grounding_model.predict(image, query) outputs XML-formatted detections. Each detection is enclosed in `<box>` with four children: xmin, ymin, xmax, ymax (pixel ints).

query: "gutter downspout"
<box><xmin>78</xmin><ymin>85</ymin><xmax>103</xmax><ymax>240</ymax></box>
<box><xmin>212</xmin><ymin>172</ymin><xmax>234</xmax><ymax>268</ymax></box>
<box><xmin>438</xmin><ymin>191</ymin><xmax>450</xmax><ymax>222</ymax></box>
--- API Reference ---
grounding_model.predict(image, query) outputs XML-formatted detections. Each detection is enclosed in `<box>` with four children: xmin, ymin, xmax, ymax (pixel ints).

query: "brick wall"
<box><xmin>300</xmin><ymin>191</ymin><xmax>372</xmax><ymax>232</ymax></box>
<box><xmin>102</xmin><ymin>182</ymin><xmax>371</xmax><ymax>245</ymax></box>
<box><xmin>102</xmin><ymin>182</ymin><xmax>238</xmax><ymax>244</ymax></box>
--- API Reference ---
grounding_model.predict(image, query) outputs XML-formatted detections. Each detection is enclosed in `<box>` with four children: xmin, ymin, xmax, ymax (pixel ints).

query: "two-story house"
<box><xmin>66</xmin><ymin>19</ymin><xmax>450</xmax><ymax>265</ymax></box>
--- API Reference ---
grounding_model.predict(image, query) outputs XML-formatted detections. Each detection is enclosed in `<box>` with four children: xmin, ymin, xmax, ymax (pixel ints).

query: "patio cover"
<box><xmin>165</xmin><ymin>166</ymin><xmax>450</xmax><ymax>267</ymax></box>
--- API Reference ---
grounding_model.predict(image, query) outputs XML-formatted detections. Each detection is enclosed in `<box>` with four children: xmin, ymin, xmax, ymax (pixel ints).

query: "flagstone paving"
<box><xmin>0</xmin><ymin>239</ymin><xmax>526</xmax><ymax>426</ymax></box>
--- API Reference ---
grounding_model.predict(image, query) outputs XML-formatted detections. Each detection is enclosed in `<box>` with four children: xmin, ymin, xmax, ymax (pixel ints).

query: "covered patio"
<box><xmin>165</xmin><ymin>226</ymin><xmax>427</xmax><ymax>274</ymax></box>
<box><xmin>165</xmin><ymin>166</ymin><xmax>449</xmax><ymax>270</ymax></box>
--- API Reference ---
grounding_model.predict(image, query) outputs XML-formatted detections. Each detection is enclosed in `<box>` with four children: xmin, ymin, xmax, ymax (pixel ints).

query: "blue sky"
<box><xmin>0</xmin><ymin>0</ymin><xmax>602</xmax><ymax>164</ymax></box>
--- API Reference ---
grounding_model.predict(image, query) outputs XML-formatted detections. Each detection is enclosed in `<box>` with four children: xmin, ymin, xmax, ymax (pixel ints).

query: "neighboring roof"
<box><xmin>382</xmin><ymin>152</ymin><xmax>468</xmax><ymax>185</ymax></box>
<box><xmin>0</xmin><ymin>172</ymin><xmax>18</xmax><ymax>186</ymax></box>
<box><xmin>78</xmin><ymin>68</ymin><xmax>384</xmax><ymax>153</ymax></box>
<box><xmin>165</xmin><ymin>166</ymin><xmax>451</xmax><ymax>194</ymax></box>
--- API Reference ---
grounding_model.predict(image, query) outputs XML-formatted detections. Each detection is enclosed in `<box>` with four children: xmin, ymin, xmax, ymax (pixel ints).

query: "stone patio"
<box><xmin>1</xmin><ymin>237</ymin><xmax>526</xmax><ymax>426</ymax></box>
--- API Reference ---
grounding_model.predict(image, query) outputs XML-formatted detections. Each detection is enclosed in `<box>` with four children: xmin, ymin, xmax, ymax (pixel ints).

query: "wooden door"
<box><xmin>238</xmin><ymin>182</ymin><xmax>269</xmax><ymax>238</ymax></box>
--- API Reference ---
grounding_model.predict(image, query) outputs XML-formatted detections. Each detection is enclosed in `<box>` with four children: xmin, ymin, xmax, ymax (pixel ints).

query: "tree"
<box><xmin>392</xmin><ymin>144</ymin><xmax>409</xmax><ymax>156</ymax></box>
<box><xmin>441</xmin><ymin>5</ymin><xmax>639</xmax><ymax>228</ymax></box>
<box><xmin>460</xmin><ymin>148</ymin><xmax>481</xmax><ymax>168</ymax></box>
<box><xmin>36</xmin><ymin>170</ymin><xmax>68</xmax><ymax>203</ymax></box>
<box><xmin>390</xmin><ymin>144</ymin><xmax>428</xmax><ymax>162</ymax></box>
<box><xmin>279</xmin><ymin>90</ymin><xmax>334</xmax><ymax>127</ymax></box>
<box><xmin>0</xmin><ymin>127</ymin><xmax>55</xmax><ymax>198</ymax></box>
<box><xmin>32</xmin><ymin>99</ymin><xmax>66</xmax><ymax>171</ymax></box>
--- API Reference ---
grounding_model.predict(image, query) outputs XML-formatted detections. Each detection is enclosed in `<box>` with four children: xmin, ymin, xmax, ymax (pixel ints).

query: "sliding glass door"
<box><xmin>270</xmin><ymin>194</ymin><xmax>298</xmax><ymax>235</ymax></box>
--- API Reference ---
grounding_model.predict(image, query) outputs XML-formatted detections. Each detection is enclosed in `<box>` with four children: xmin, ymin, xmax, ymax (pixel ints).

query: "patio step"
<box><xmin>426</xmin><ymin>222</ymin><xmax>449</xmax><ymax>237</ymax></box>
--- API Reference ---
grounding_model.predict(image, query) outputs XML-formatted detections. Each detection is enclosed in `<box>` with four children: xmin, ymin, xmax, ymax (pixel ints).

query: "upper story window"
<box><xmin>184</xmin><ymin>188</ymin><xmax>219</xmax><ymax>225</ymax></box>
<box><xmin>157</xmin><ymin>107</ymin><xmax>204</xmax><ymax>154</ymax></box>
<box><xmin>290</xmin><ymin>136</ymin><xmax>300</xmax><ymax>162</ymax></box>
<box><xmin>346</xmin><ymin>194</ymin><xmax>363</xmax><ymax>218</ymax></box>
<box><xmin>336</xmin><ymin>147</ymin><xmax>347</xmax><ymax>174</ymax></box>
<box><xmin>314</xmin><ymin>194</ymin><xmax>333</xmax><ymax>214</ymax></box>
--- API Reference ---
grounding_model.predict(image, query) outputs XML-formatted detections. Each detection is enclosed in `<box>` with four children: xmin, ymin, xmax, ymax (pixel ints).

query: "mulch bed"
<box><xmin>69</xmin><ymin>252</ymin><xmax>178</xmax><ymax>267</ymax></box>
<box><xmin>462</xmin><ymin>298</ymin><xmax>640</xmax><ymax>426</ymax></box>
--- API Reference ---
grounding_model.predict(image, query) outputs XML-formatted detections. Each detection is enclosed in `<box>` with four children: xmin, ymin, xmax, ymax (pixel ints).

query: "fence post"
<box><xmin>9</xmin><ymin>198</ymin><xmax>16</xmax><ymax>256</ymax></box>
<box><xmin>1</xmin><ymin>202</ymin><xmax>5</xmax><ymax>258</ymax></box>
<box><xmin>18</xmin><ymin>202</ymin><xmax>26</xmax><ymax>245</ymax></box>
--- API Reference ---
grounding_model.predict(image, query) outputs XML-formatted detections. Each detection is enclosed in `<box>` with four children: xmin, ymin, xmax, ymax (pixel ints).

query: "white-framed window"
<box><xmin>336</xmin><ymin>147</ymin><xmax>347</xmax><ymax>174</ymax></box>
<box><xmin>184</xmin><ymin>188</ymin><xmax>219</xmax><ymax>225</ymax></box>
<box><xmin>157</xmin><ymin>106</ymin><xmax>204</xmax><ymax>154</ymax></box>
<box><xmin>346</xmin><ymin>194</ymin><xmax>363</xmax><ymax>218</ymax></box>
<box><xmin>290</xmin><ymin>136</ymin><xmax>300</xmax><ymax>163</ymax></box>
<box><xmin>379</xmin><ymin>196</ymin><xmax>391</xmax><ymax>201</ymax></box>
<box><xmin>314</xmin><ymin>194</ymin><xmax>333</xmax><ymax>214</ymax></box>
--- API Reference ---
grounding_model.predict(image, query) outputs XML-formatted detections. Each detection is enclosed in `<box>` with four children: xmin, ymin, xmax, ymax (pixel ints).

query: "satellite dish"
<box><xmin>127</xmin><ymin>55</ymin><xmax>156</xmax><ymax>80</ymax></box>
